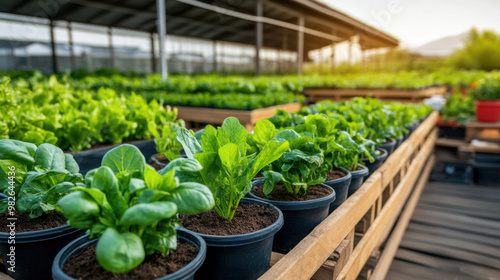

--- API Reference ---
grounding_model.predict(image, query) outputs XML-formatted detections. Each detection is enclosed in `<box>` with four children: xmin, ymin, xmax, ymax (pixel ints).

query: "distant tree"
<box><xmin>448</xmin><ymin>28</ymin><xmax>500</xmax><ymax>71</ymax></box>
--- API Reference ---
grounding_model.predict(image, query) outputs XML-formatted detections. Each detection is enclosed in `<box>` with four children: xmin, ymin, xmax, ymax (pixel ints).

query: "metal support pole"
<box><xmin>68</xmin><ymin>22</ymin><xmax>76</xmax><ymax>70</ymax></box>
<box><xmin>297</xmin><ymin>16</ymin><xmax>304</xmax><ymax>74</ymax></box>
<box><xmin>108</xmin><ymin>27</ymin><xmax>114</xmax><ymax>68</ymax></box>
<box><xmin>212</xmin><ymin>40</ymin><xmax>217</xmax><ymax>72</ymax></box>
<box><xmin>255</xmin><ymin>0</ymin><xmax>263</xmax><ymax>76</ymax></box>
<box><xmin>348</xmin><ymin>37</ymin><xmax>353</xmax><ymax>65</ymax></box>
<box><xmin>150</xmin><ymin>32</ymin><xmax>157</xmax><ymax>73</ymax></box>
<box><xmin>49</xmin><ymin>20</ymin><xmax>58</xmax><ymax>73</ymax></box>
<box><xmin>156</xmin><ymin>0</ymin><xmax>168</xmax><ymax>79</ymax></box>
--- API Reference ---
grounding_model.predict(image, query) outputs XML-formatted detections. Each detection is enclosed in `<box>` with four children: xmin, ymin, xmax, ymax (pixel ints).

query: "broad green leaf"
<box><xmin>119</xmin><ymin>201</ymin><xmax>177</xmax><ymax>226</ymax></box>
<box><xmin>102</xmin><ymin>144</ymin><xmax>145</xmax><ymax>178</ymax></box>
<box><xmin>96</xmin><ymin>228</ymin><xmax>145</xmax><ymax>273</ymax></box>
<box><xmin>218</xmin><ymin>143</ymin><xmax>240</xmax><ymax>177</ymax></box>
<box><xmin>57</xmin><ymin>191</ymin><xmax>100</xmax><ymax>229</ymax></box>
<box><xmin>33</xmin><ymin>143</ymin><xmax>66</xmax><ymax>170</ymax></box>
<box><xmin>176</xmin><ymin>128</ymin><xmax>202</xmax><ymax>158</ymax></box>
<box><xmin>158</xmin><ymin>158</ymin><xmax>202</xmax><ymax>175</ymax></box>
<box><xmin>168</xmin><ymin>182</ymin><xmax>214</xmax><ymax>214</ymax></box>
<box><xmin>218</xmin><ymin>117</ymin><xmax>247</xmax><ymax>152</ymax></box>
<box><xmin>0</xmin><ymin>139</ymin><xmax>36</xmax><ymax>167</ymax></box>
<box><xmin>92</xmin><ymin>166</ymin><xmax>128</xmax><ymax>218</ymax></box>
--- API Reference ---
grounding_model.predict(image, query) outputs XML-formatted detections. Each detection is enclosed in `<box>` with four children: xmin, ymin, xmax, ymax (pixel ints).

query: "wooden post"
<box><xmin>49</xmin><ymin>20</ymin><xmax>58</xmax><ymax>73</ymax></box>
<box><xmin>255</xmin><ymin>0</ymin><xmax>263</xmax><ymax>75</ymax></box>
<box><xmin>68</xmin><ymin>22</ymin><xmax>75</xmax><ymax>70</ymax></box>
<box><xmin>150</xmin><ymin>32</ymin><xmax>157</xmax><ymax>73</ymax></box>
<box><xmin>107</xmin><ymin>27</ymin><xmax>114</xmax><ymax>68</ymax></box>
<box><xmin>297</xmin><ymin>16</ymin><xmax>304</xmax><ymax>74</ymax></box>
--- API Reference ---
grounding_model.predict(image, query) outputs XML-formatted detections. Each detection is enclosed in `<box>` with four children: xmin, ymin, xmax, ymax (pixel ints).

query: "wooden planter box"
<box><xmin>259</xmin><ymin>111</ymin><xmax>439</xmax><ymax>280</ymax></box>
<box><xmin>304</xmin><ymin>86</ymin><xmax>447</xmax><ymax>103</ymax></box>
<box><xmin>175</xmin><ymin>102</ymin><xmax>301</xmax><ymax>130</ymax></box>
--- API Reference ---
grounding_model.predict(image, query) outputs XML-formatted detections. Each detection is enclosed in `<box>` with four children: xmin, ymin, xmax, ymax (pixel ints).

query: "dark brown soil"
<box><xmin>152</xmin><ymin>154</ymin><xmax>170</xmax><ymax>165</ymax></box>
<box><xmin>350</xmin><ymin>165</ymin><xmax>364</xmax><ymax>172</ymax></box>
<box><xmin>0</xmin><ymin>211</ymin><xmax>67</xmax><ymax>233</ymax></box>
<box><xmin>383</xmin><ymin>139</ymin><xmax>393</xmax><ymax>144</ymax></box>
<box><xmin>62</xmin><ymin>241</ymin><xmax>197</xmax><ymax>280</ymax></box>
<box><xmin>180</xmin><ymin>204</ymin><xmax>278</xmax><ymax>236</ymax></box>
<box><xmin>252</xmin><ymin>184</ymin><xmax>332</xmax><ymax>202</ymax></box>
<box><xmin>148</xmin><ymin>161</ymin><xmax>164</xmax><ymax>171</ymax></box>
<box><xmin>325</xmin><ymin>169</ymin><xmax>347</xmax><ymax>181</ymax></box>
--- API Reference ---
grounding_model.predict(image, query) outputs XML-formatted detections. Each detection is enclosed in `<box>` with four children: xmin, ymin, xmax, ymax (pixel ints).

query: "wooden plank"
<box><xmin>406</xmin><ymin>223</ymin><xmax>500</xmax><ymax>249</ymax></box>
<box><xmin>466</xmin><ymin>121</ymin><xmax>500</xmax><ymax>128</ymax></box>
<box><xmin>0</xmin><ymin>273</ymin><xmax>14</xmax><ymax>280</ymax></box>
<box><xmin>395</xmin><ymin>248</ymin><xmax>500</xmax><ymax>280</ymax></box>
<box><xmin>378</xmin><ymin>141</ymin><xmax>412</xmax><ymax>188</ymax></box>
<box><xmin>399</xmin><ymin>239</ymin><xmax>500</xmax><ymax>270</ymax></box>
<box><xmin>337</xmin><ymin>128</ymin><xmax>436</xmax><ymax>280</ymax></box>
<box><xmin>412</xmin><ymin>208</ymin><xmax>500</xmax><ymax>232</ymax></box>
<box><xmin>175</xmin><ymin>102</ymin><xmax>301</xmax><ymax>129</ymax></box>
<box><xmin>435</xmin><ymin>138</ymin><xmax>466</xmax><ymax>148</ymax></box>
<box><xmin>258</xmin><ymin>173</ymin><xmax>382</xmax><ymax>280</ymax></box>
<box><xmin>417</xmin><ymin>203</ymin><xmax>500</xmax><ymax>221</ymax></box>
<box><xmin>390</xmin><ymin>260</ymin><xmax>478</xmax><ymax>280</ymax></box>
<box><xmin>418</xmin><ymin>194</ymin><xmax>500</xmax><ymax>212</ymax></box>
<box><xmin>304</xmin><ymin>86</ymin><xmax>447</xmax><ymax>99</ymax></box>
<box><xmin>459</xmin><ymin>144</ymin><xmax>500</xmax><ymax>154</ymax></box>
<box><xmin>311</xmin><ymin>239</ymin><xmax>351</xmax><ymax>280</ymax></box>
<box><xmin>402</xmin><ymin>231</ymin><xmax>500</xmax><ymax>259</ymax></box>
<box><xmin>386</xmin><ymin>270</ymin><xmax>422</xmax><ymax>280</ymax></box>
<box><xmin>369</xmin><ymin>154</ymin><xmax>434</xmax><ymax>280</ymax></box>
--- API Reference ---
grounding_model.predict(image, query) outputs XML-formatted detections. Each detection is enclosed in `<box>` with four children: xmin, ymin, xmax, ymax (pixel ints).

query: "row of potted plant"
<box><xmin>0</xmin><ymin>98</ymin><xmax>431</xmax><ymax>280</ymax></box>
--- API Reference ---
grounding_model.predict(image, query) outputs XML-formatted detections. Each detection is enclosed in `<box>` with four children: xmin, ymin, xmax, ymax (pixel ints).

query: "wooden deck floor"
<box><xmin>387</xmin><ymin>182</ymin><xmax>500</xmax><ymax>280</ymax></box>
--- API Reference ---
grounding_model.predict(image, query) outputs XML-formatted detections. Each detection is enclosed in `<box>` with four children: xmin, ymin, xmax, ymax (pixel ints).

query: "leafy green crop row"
<box><xmin>0</xmin><ymin>77</ymin><xmax>177</xmax><ymax>152</ymax></box>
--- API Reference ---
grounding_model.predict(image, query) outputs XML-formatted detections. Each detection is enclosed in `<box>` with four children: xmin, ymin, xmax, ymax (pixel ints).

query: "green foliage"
<box><xmin>440</xmin><ymin>92</ymin><xmax>475</xmax><ymax>124</ymax></box>
<box><xmin>147</xmin><ymin>106</ymin><xmax>185</xmax><ymax>160</ymax></box>
<box><xmin>57</xmin><ymin>144</ymin><xmax>214</xmax><ymax>273</ymax></box>
<box><xmin>472</xmin><ymin>71</ymin><xmax>500</xmax><ymax>100</ymax></box>
<box><xmin>176</xmin><ymin>117</ymin><xmax>289</xmax><ymax>220</ymax></box>
<box><xmin>0</xmin><ymin>139</ymin><xmax>83</xmax><ymax>218</ymax></box>
<box><xmin>262</xmin><ymin>129</ymin><xmax>327</xmax><ymax>196</ymax></box>
<box><xmin>448</xmin><ymin>29</ymin><xmax>500</xmax><ymax>71</ymax></box>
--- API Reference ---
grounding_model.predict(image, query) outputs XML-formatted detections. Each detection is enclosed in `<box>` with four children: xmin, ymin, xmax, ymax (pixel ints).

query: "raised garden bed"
<box><xmin>257</xmin><ymin>111</ymin><xmax>438</xmax><ymax>280</ymax></box>
<box><xmin>304</xmin><ymin>86</ymin><xmax>447</xmax><ymax>103</ymax></box>
<box><xmin>176</xmin><ymin>102</ymin><xmax>301</xmax><ymax>130</ymax></box>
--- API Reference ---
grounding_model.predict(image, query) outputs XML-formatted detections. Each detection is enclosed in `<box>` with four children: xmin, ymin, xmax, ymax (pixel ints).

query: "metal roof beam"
<box><xmin>174</xmin><ymin>0</ymin><xmax>343</xmax><ymax>42</ymax></box>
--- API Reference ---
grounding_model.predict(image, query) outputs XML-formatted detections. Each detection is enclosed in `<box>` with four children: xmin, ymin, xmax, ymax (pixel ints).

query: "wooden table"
<box><xmin>304</xmin><ymin>86</ymin><xmax>447</xmax><ymax>103</ymax></box>
<box><xmin>175</xmin><ymin>102</ymin><xmax>301</xmax><ymax>131</ymax></box>
<box><xmin>465</xmin><ymin>121</ymin><xmax>500</xmax><ymax>143</ymax></box>
<box><xmin>259</xmin><ymin>112</ymin><xmax>438</xmax><ymax>280</ymax></box>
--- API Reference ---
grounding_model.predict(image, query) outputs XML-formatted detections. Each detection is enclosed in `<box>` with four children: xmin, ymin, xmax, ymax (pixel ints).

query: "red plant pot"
<box><xmin>475</xmin><ymin>100</ymin><xmax>500</xmax><ymax>122</ymax></box>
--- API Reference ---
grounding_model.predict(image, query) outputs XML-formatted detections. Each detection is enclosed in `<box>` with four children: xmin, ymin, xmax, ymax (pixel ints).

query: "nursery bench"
<box><xmin>259</xmin><ymin>111</ymin><xmax>438</xmax><ymax>280</ymax></box>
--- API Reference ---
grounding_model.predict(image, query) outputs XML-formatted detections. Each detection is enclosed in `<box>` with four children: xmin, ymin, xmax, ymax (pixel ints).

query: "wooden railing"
<box><xmin>259</xmin><ymin>111</ymin><xmax>439</xmax><ymax>280</ymax></box>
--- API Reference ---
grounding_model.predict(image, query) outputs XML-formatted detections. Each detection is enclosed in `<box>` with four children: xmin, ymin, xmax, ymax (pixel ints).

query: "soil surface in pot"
<box><xmin>152</xmin><ymin>154</ymin><xmax>171</xmax><ymax>165</ymax></box>
<box><xmin>0</xmin><ymin>211</ymin><xmax>67</xmax><ymax>233</ymax></box>
<box><xmin>180</xmin><ymin>204</ymin><xmax>278</xmax><ymax>236</ymax></box>
<box><xmin>62</xmin><ymin>241</ymin><xmax>197</xmax><ymax>280</ymax></box>
<box><xmin>326</xmin><ymin>169</ymin><xmax>347</xmax><ymax>181</ymax></box>
<box><xmin>148</xmin><ymin>161</ymin><xmax>164</xmax><ymax>171</ymax></box>
<box><xmin>349</xmin><ymin>165</ymin><xmax>364</xmax><ymax>172</ymax></box>
<box><xmin>383</xmin><ymin>139</ymin><xmax>393</xmax><ymax>144</ymax></box>
<box><xmin>252</xmin><ymin>184</ymin><xmax>332</xmax><ymax>202</ymax></box>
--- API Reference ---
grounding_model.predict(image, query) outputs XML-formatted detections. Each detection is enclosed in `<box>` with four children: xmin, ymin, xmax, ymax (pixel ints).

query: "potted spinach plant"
<box><xmin>53</xmin><ymin>144</ymin><xmax>214</xmax><ymax>280</ymax></box>
<box><xmin>472</xmin><ymin>73</ymin><xmax>500</xmax><ymax>122</ymax></box>
<box><xmin>248</xmin><ymin>128</ymin><xmax>336</xmax><ymax>253</ymax></box>
<box><xmin>176</xmin><ymin>117</ymin><xmax>289</xmax><ymax>280</ymax></box>
<box><xmin>0</xmin><ymin>139</ymin><xmax>85</xmax><ymax>280</ymax></box>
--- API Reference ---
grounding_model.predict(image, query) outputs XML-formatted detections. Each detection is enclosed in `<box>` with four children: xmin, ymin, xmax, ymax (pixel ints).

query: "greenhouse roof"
<box><xmin>0</xmin><ymin>0</ymin><xmax>398</xmax><ymax>52</ymax></box>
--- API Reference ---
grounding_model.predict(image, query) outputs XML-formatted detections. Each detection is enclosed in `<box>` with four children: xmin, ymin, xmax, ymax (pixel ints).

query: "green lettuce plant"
<box><xmin>0</xmin><ymin>139</ymin><xmax>83</xmax><ymax>218</ymax></box>
<box><xmin>176</xmin><ymin>117</ymin><xmax>289</xmax><ymax>220</ymax></box>
<box><xmin>262</xmin><ymin>129</ymin><xmax>327</xmax><ymax>196</ymax></box>
<box><xmin>58</xmin><ymin>144</ymin><xmax>214</xmax><ymax>273</ymax></box>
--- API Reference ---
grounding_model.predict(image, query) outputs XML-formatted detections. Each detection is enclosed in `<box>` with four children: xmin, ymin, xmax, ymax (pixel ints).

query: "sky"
<box><xmin>323</xmin><ymin>0</ymin><xmax>500</xmax><ymax>47</ymax></box>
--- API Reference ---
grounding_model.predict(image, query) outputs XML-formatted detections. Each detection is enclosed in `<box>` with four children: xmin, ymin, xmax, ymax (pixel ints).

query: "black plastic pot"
<box><xmin>52</xmin><ymin>229</ymin><xmax>206</xmax><ymax>280</ymax></box>
<box><xmin>150</xmin><ymin>151</ymin><xmax>188</xmax><ymax>167</ymax></box>
<box><xmin>474</xmin><ymin>153</ymin><xmax>500</xmax><ymax>164</ymax></box>
<box><xmin>0</xmin><ymin>225</ymin><xmax>84</xmax><ymax>280</ymax></box>
<box><xmin>395</xmin><ymin>135</ymin><xmax>404</xmax><ymax>148</ymax></box>
<box><xmin>248</xmin><ymin>183</ymin><xmax>335</xmax><ymax>254</ymax></box>
<box><xmin>473</xmin><ymin>161</ymin><xmax>500</xmax><ymax>186</ymax></box>
<box><xmin>376</xmin><ymin>138</ymin><xmax>397</xmax><ymax>155</ymax></box>
<box><xmin>438</xmin><ymin>125</ymin><xmax>466</xmax><ymax>139</ymax></box>
<box><xmin>323</xmin><ymin>167</ymin><xmax>351</xmax><ymax>213</ymax></box>
<box><xmin>361</xmin><ymin>148</ymin><xmax>389</xmax><ymax>176</ymax></box>
<box><xmin>182</xmin><ymin>198</ymin><xmax>283</xmax><ymax>280</ymax></box>
<box><xmin>348</xmin><ymin>164</ymin><xmax>369</xmax><ymax>196</ymax></box>
<box><xmin>72</xmin><ymin>139</ymin><xmax>156</xmax><ymax>175</ymax></box>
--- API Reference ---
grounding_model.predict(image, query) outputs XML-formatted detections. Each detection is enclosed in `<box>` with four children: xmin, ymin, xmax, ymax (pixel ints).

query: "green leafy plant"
<box><xmin>0</xmin><ymin>139</ymin><xmax>83</xmax><ymax>218</ymax></box>
<box><xmin>262</xmin><ymin>129</ymin><xmax>327</xmax><ymax>196</ymax></box>
<box><xmin>148</xmin><ymin>107</ymin><xmax>185</xmax><ymax>161</ymax></box>
<box><xmin>472</xmin><ymin>72</ymin><xmax>500</xmax><ymax>101</ymax></box>
<box><xmin>57</xmin><ymin>144</ymin><xmax>214</xmax><ymax>273</ymax></box>
<box><xmin>440</xmin><ymin>92</ymin><xmax>475</xmax><ymax>124</ymax></box>
<box><xmin>176</xmin><ymin>117</ymin><xmax>289</xmax><ymax>220</ymax></box>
